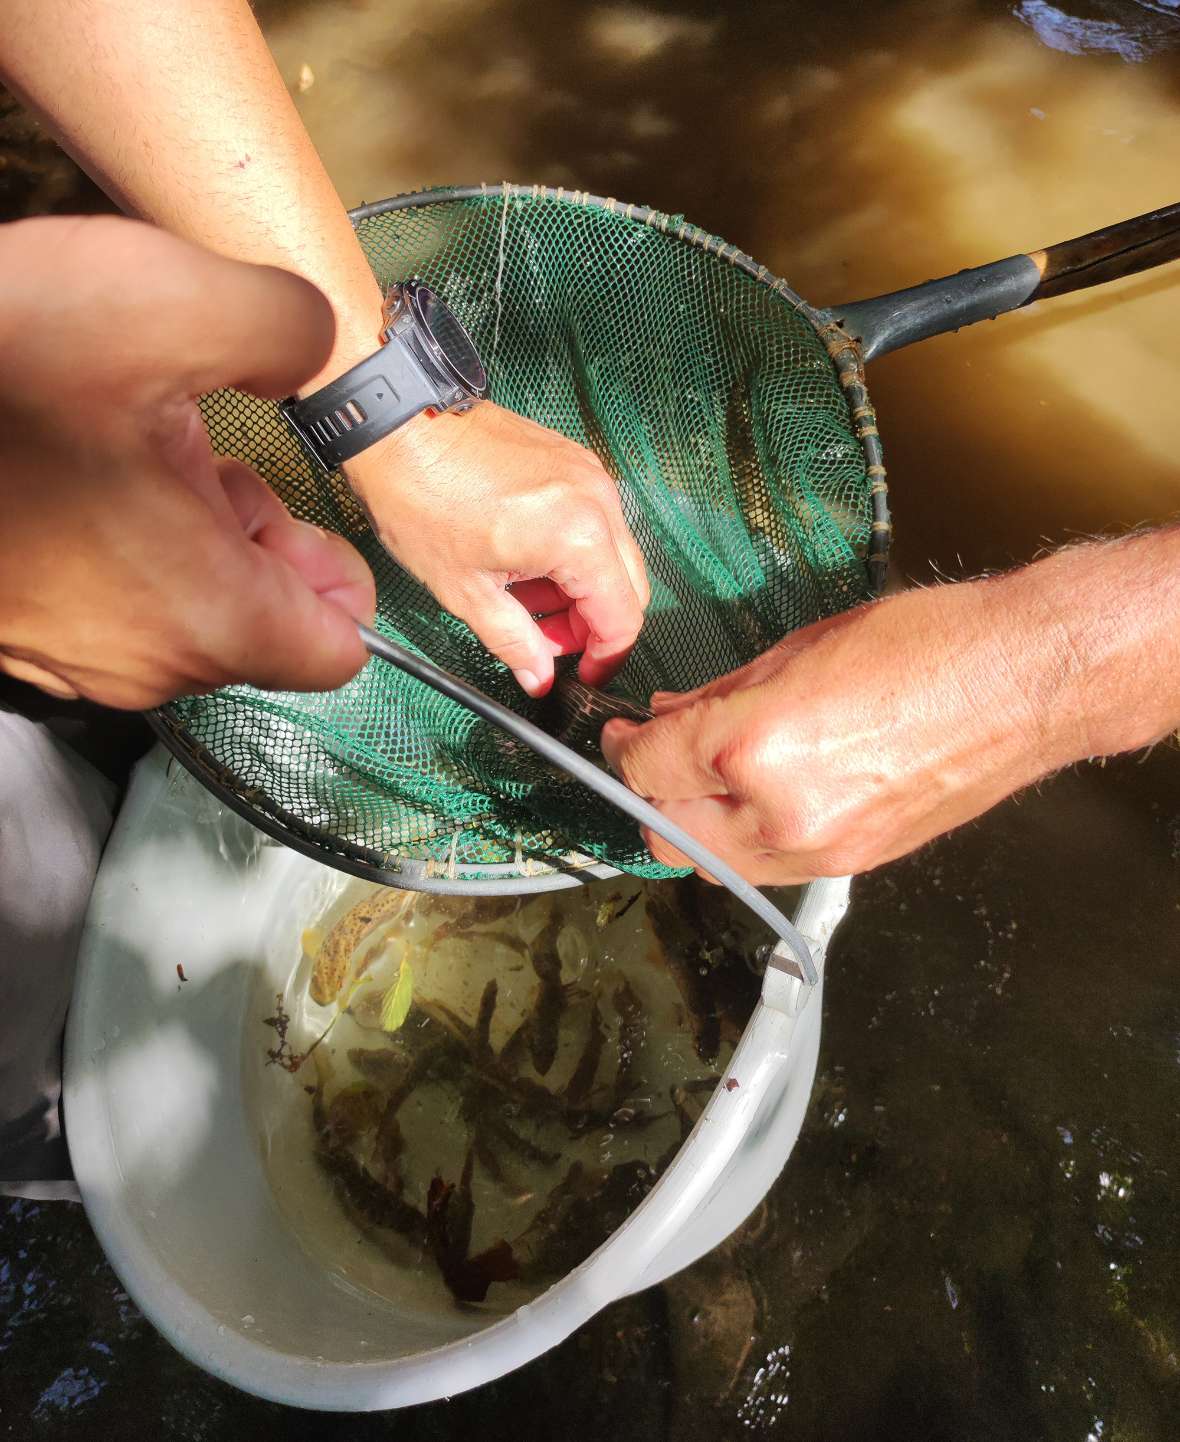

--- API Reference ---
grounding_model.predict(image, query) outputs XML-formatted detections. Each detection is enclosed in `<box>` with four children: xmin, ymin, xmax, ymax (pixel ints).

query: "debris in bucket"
<box><xmin>259</xmin><ymin>876</ymin><xmax>794</xmax><ymax>1306</ymax></box>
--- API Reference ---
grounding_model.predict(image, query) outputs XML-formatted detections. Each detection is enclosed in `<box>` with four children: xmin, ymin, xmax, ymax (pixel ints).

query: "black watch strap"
<box><xmin>280</xmin><ymin>338</ymin><xmax>437</xmax><ymax>471</ymax></box>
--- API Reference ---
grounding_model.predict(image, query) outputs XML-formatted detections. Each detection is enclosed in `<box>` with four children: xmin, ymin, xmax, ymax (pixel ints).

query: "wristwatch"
<box><xmin>279</xmin><ymin>280</ymin><xmax>488</xmax><ymax>471</ymax></box>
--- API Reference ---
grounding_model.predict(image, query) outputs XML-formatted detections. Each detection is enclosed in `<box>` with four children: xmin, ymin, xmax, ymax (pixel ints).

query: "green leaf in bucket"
<box><xmin>380</xmin><ymin>959</ymin><xmax>413</xmax><ymax>1034</ymax></box>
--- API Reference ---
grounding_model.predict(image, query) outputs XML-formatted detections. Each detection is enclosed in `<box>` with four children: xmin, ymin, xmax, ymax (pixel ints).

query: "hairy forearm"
<box><xmin>601</xmin><ymin>523</ymin><xmax>1180</xmax><ymax>885</ymax></box>
<box><xmin>982</xmin><ymin>525</ymin><xmax>1180</xmax><ymax>774</ymax></box>
<box><xmin>0</xmin><ymin>0</ymin><xmax>382</xmax><ymax>387</ymax></box>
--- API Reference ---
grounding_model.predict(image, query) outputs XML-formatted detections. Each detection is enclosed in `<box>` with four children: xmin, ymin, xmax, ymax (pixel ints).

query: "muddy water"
<box><xmin>1</xmin><ymin>1</ymin><xmax>1177</xmax><ymax>1437</ymax></box>
<box><xmin>257</xmin><ymin>0</ymin><xmax>1180</xmax><ymax>578</ymax></box>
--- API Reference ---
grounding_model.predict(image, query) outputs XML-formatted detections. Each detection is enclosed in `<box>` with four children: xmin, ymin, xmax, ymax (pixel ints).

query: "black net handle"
<box><xmin>834</xmin><ymin>200</ymin><xmax>1180</xmax><ymax>361</ymax></box>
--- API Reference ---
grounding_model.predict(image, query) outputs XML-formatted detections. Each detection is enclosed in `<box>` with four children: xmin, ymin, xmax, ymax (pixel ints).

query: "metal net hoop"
<box><xmin>155</xmin><ymin>183</ymin><xmax>889</xmax><ymax>892</ymax></box>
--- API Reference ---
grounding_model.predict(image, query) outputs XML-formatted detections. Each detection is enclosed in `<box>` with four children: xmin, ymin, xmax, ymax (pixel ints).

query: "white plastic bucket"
<box><xmin>64</xmin><ymin>748</ymin><xmax>849</xmax><ymax>1410</ymax></box>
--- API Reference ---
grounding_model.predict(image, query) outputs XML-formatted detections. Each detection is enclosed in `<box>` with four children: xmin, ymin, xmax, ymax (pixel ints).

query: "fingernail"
<box><xmin>514</xmin><ymin>669</ymin><xmax>541</xmax><ymax>695</ymax></box>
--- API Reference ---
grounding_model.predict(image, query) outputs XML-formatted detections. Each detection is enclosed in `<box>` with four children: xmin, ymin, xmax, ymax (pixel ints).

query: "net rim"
<box><xmin>350</xmin><ymin>182</ymin><xmax>890</xmax><ymax>587</ymax></box>
<box><xmin>148</xmin><ymin>709</ymin><xmax>620</xmax><ymax>894</ymax></box>
<box><xmin>154</xmin><ymin>183</ymin><xmax>891</xmax><ymax>894</ymax></box>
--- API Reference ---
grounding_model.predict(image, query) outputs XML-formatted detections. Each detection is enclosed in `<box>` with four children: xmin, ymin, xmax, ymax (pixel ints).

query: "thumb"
<box><xmin>456</xmin><ymin>579</ymin><xmax>563</xmax><ymax>697</ymax></box>
<box><xmin>649</xmin><ymin>663</ymin><xmax>762</xmax><ymax>717</ymax></box>
<box><xmin>214</xmin><ymin>461</ymin><xmax>372</xmax><ymax>692</ymax></box>
<box><xmin>13</xmin><ymin>217</ymin><xmax>338</xmax><ymax>407</ymax></box>
<box><xmin>649</xmin><ymin>649</ymin><xmax>786</xmax><ymax>716</ymax></box>
<box><xmin>217</xmin><ymin>460</ymin><xmax>375</xmax><ymax>622</ymax></box>
<box><xmin>221</xmin><ymin>548</ymin><xmax>370</xmax><ymax>694</ymax></box>
<box><xmin>601</xmin><ymin>703</ymin><xmax>729</xmax><ymax>803</ymax></box>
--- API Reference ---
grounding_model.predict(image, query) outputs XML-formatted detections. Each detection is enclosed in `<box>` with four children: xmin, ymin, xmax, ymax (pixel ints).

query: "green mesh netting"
<box><xmin>163</xmin><ymin>187</ymin><xmax>875</xmax><ymax>879</ymax></box>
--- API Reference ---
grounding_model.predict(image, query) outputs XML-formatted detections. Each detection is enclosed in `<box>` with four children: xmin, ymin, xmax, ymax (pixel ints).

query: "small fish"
<box><xmin>425</xmin><ymin>1154</ymin><xmax>519</xmax><ymax>1303</ymax></box>
<box><xmin>312</xmin><ymin>1107</ymin><xmax>425</xmax><ymax>1242</ymax></box>
<box><xmin>612</xmin><ymin>974</ymin><xmax>644</xmax><ymax>1081</ymax></box>
<box><xmin>551</xmin><ymin>677</ymin><xmax>653</xmax><ymax>741</ymax></box>
<box><xmin>431</xmin><ymin>895</ymin><xmax>521</xmax><ymax>938</ymax></box>
<box><xmin>525</xmin><ymin>912</ymin><xmax>568</xmax><ymax>1077</ymax></box>
<box><xmin>508</xmin><ymin>672</ymin><xmax>652</xmax><ymax>764</ymax></box>
<box><xmin>320</xmin><ymin>1083</ymin><xmax>384</xmax><ymax>1149</ymax></box>
<box><xmin>563</xmin><ymin>999</ymin><xmax>607</xmax><ymax>1106</ymax></box>
<box><xmin>371</xmin><ymin>1100</ymin><xmax>405</xmax><ymax>1188</ymax></box>
<box><xmin>513</xmin><ymin>1160</ymin><xmax>654</xmax><ymax>1281</ymax></box>
<box><xmin>347</xmin><ymin>1047</ymin><xmax>410</xmax><ymax>1089</ymax></box>
<box><xmin>349</xmin><ymin>1036</ymin><xmax>457</xmax><ymax>1115</ymax></box>
<box><xmin>473</xmin><ymin>978</ymin><xmax>498</xmax><ymax>1064</ymax></box>
<box><xmin>647</xmin><ymin>886</ymin><xmax>721</xmax><ymax>1063</ymax></box>
<box><xmin>479</xmin><ymin>1109</ymin><xmax>562</xmax><ymax>1167</ymax></box>
<box><xmin>473</xmin><ymin>927</ymin><xmax>531</xmax><ymax>962</ymax></box>
<box><xmin>473</xmin><ymin>1134</ymin><xmax>510</xmax><ymax>1189</ymax></box>
<box><xmin>310</xmin><ymin>888</ymin><xmax>415</xmax><ymax>1006</ymax></box>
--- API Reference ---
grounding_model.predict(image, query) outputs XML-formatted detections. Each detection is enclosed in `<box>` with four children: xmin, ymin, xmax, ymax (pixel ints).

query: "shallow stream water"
<box><xmin>1</xmin><ymin>1</ymin><xmax>1178</xmax><ymax>1437</ymax></box>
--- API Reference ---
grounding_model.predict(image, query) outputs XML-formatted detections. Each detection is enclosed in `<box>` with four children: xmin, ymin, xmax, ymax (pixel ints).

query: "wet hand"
<box><xmin>344</xmin><ymin>403</ymin><xmax>649</xmax><ymax>697</ymax></box>
<box><xmin>601</xmin><ymin>579</ymin><xmax>1077</xmax><ymax>885</ymax></box>
<box><xmin>0</xmin><ymin>216</ymin><xmax>375</xmax><ymax>709</ymax></box>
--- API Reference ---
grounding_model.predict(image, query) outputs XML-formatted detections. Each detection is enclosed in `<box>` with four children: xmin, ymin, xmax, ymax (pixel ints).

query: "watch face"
<box><xmin>410</xmin><ymin>284</ymin><xmax>487</xmax><ymax>396</ymax></box>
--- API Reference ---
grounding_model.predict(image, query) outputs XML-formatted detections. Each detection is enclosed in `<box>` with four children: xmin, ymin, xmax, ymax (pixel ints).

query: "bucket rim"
<box><xmin>64</xmin><ymin>751</ymin><xmax>849</xmax><ymax>1410</ymax></box>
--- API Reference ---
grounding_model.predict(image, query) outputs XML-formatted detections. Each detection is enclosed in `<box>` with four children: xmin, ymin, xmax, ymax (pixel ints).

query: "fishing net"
<box><xmin>157</xmin><ymin>185</ymin><xmax>883</xmax><ymax>886</ymax></box>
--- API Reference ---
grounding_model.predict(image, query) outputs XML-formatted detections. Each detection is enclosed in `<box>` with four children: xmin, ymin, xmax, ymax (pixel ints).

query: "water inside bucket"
<box><xmin>243</xmin><ymin>876</ymin><xmax>795</xmax><ymax>1312</ymax></box>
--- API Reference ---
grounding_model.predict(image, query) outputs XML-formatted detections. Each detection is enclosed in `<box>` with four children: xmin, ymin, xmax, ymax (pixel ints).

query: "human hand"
<box><xmin>600</xmin><ymin>574</ymin><xmax>1091</xmax><ymax>885</ymax></box>
<box><xmin>0</xmin><ymin>0</ymin><xmax>646</xmax><ymax>699</ymax></box>
<box><xmin>0</xmin><ymin>216</ymin><xmax>375</xmax><ymax>710</ymax></box>
<box><xmin>344</xmin><ymin>403</ymin><xmax>649</xmax><ymax>698</ymax></box>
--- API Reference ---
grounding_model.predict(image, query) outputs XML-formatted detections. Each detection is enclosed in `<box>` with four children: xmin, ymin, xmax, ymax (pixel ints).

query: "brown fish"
<box><xmin>310</xmin><ymin>888</ymin><xmax>414</xmax><ymax>1005</ymax></box>
<box><xmin>563</xmin><ymin>999</ymin><xmax>607</xmax><ymax>1106</ymax></box>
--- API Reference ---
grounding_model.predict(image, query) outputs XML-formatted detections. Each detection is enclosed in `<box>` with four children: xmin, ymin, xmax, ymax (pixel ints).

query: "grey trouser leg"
<box><xmin>0</xmin><ymin>710</ymin><xmax>115</xmax><ymax>1192</ymax></box>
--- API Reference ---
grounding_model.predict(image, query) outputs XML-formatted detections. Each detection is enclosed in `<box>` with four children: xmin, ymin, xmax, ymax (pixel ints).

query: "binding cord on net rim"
<box><xmin>358</xmin><ymin>624</ymin><xmax>818</xmax><ymax>985</ymax></box>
